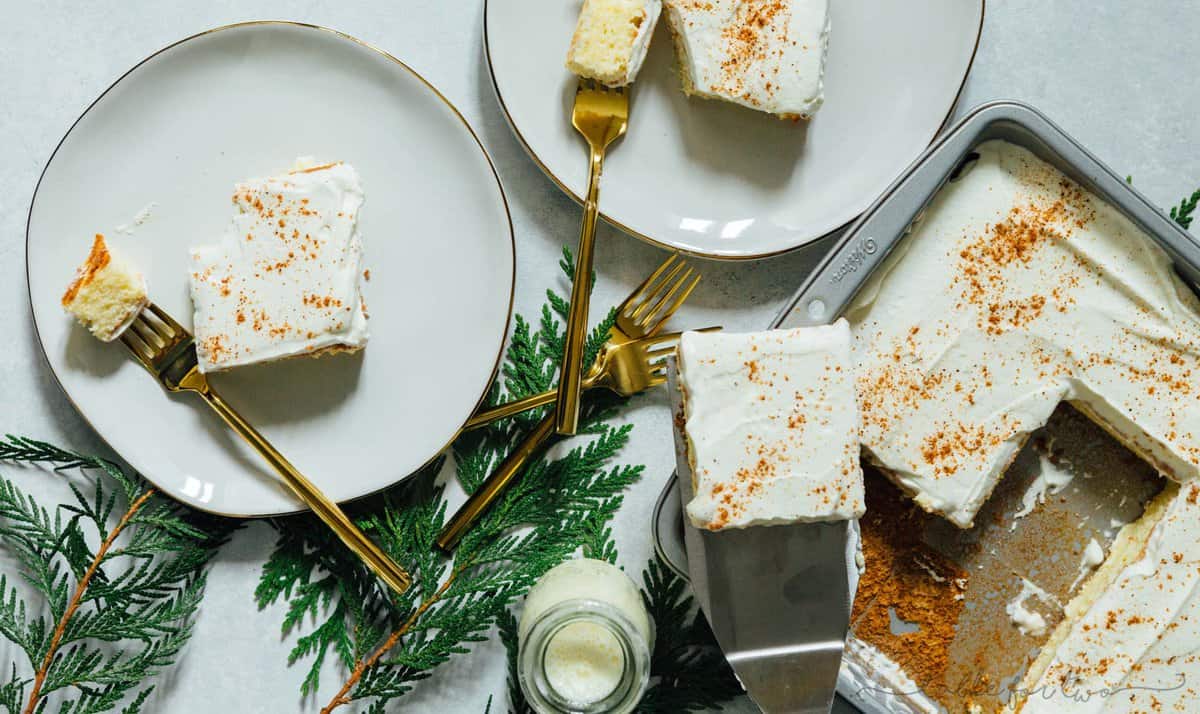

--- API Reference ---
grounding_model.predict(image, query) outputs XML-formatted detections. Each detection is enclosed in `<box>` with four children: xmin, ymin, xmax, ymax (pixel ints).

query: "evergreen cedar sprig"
<box><xmin>1170</xmin><ymin>188</ymin><xmax>1200</xmax><ymax>229</ymax></box>
<box><xmin>256</xmin><ymin>248</ymin><xmax>640</xmax><ymax>712</ymax></box>
<box><xmin>0</xmin><ymin>436</ymin><xmax>229</xmax><ymax>714</ymax></box>
<box><xmin>637</xmin><ymin>557</ymin><xmax>743</xmax><ymax>712</ymax></box>
<box><xmin>495</xmin><ymin>609</ymin><xmax>531</xmax><ymax>714</ymax></box>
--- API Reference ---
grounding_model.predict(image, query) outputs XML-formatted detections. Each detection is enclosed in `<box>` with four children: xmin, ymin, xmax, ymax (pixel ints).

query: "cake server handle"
<box><xmin>199</xmin><ymin>388</ymin><xmax>413</xmax><ymax>595</ymax></box>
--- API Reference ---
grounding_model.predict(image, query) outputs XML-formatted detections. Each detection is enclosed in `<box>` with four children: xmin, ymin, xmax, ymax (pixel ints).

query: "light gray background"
<box><xmin>3</xmin><ymin>2</ymin><xmax>1198</xmax><ymax>712</ymax></box>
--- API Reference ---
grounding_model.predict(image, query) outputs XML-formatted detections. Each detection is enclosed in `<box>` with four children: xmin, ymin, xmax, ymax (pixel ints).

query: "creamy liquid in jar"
<box><xmin>518</xmin><ymin>559</ymin><xmax>653</xmax><ymax>713</ymax></box>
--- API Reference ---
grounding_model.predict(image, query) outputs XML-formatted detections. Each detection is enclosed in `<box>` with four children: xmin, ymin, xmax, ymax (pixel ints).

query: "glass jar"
<box><xmin>518</xmin><ymin>559</ymin><xmax>653</xmax><ymax>714</ymax></box>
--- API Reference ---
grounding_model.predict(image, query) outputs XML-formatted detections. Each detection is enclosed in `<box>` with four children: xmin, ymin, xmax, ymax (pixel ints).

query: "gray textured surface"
<box><xmin>2</xmin><ymin>2</ymin><xmax>1198</xmax><ymax>712</ymax></box>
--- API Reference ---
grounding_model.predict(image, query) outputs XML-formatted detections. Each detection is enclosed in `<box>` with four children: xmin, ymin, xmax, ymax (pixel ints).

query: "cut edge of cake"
<box><xmin>566</xmin><ymin>0</ymin><xmax>662</xmax><ymax>86</ymax></box>
<box><xmin>62</xmin><ymin>234</ymin><xmax>148</xmax><ymax>342</ymax></box>
<box><xmin>1011</xmin><ymin>480</ymin><xmax>1180</xmax><ymax>712</ymax></box>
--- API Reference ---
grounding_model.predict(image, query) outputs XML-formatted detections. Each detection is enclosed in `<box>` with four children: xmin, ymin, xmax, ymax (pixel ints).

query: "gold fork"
<box><xmin>556</xmin><ymin>79</ymin><xmax>630</xmax><ymax>437</ymax></box>
<box><xmin>118</xmin><ymin>303</ymin><xmax>412</xmax><ymax>594</ymax></box>
<box><xmin>463</xmin><ymin>330</ymin><xmax>683</xmax><ymax>430</ymax></box>
<box><xmin>465</xmin><ymin>255</ymin><xmax>697</xmax><ymax>430</ymax></box>
<box><xmin>436</xmin><ymin>256</ymin><xmax>701</xmax><ymax>552</ymax></box>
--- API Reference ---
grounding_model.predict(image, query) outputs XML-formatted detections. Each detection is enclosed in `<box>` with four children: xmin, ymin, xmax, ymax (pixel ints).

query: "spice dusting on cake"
<box><xmin>847</xmin><ymin>140</ymin><xmax>1200</xmax><ymax>529</ymax></box>
<box><xmin>663</xmin><ymin>0</ymin><xmax>829</xmax><ymax>118</ymax></box>
<box><xmin>188</xmin><ymin>159</ymin><xmax>369</xmax><ymax>373</ymax></box>
<box><xmin>677</xmin><ymin>321</ymin><xmax>864</xmax><ymax>530</ymax></box>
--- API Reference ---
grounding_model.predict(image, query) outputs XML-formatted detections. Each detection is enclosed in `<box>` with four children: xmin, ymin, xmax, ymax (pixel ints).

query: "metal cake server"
<box><xmin>667</xmin><ymin>357</ymin><xmax>851</xmax><ymax>714</ymax></box>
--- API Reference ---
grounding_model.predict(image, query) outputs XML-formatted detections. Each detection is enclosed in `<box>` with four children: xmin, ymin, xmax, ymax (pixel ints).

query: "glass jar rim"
<box><xmin>518</xmin><ymin>598</ymin><xmax>653</xmax><ymax>714</ymax></box>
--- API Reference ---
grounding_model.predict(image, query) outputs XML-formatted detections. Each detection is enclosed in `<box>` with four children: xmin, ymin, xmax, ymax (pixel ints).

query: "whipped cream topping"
<box><xmin>1011</xmin><ymin>454</ymin><xmax>1076</xmax><ymax>529</ymax></box>
<box><xmin>847</xmin><ymin>141</ymin><xmax>1200</xmax><ymax>528</ymax></box>
<box><xmin>663</xmin><ymin>0</ymin><xmax>829</xmax><ymax>118</ymax></box>
<box><xmin>1018</xmin><ymin>482</ymin><xmax>1200</xmax><ymax>713</ymax></box>
<box><xmin>1006</xmin><ymin>578</ymin><xmax>1057</xmax><ymax>638</ymax></box>
<box><xmin>1067</xmin><ymin>538</ymin><xmax>1105</xmax><ymax>593</ymax></box>
<box><xmin>678</xmin><ymin>321</ymin><xmax>864</xmax><ymax>530</ymax></box>
<box><xmin>189</xmin><ymin>159</ymin><xmax>368</xmax><ymax>372</ymax></box>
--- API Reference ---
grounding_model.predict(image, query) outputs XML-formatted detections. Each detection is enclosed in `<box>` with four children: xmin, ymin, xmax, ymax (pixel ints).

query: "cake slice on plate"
<box><xmin>662</xmin><ymin>0</ymin><xmax>830</xmax><ymax>119</ymax></box>
<box><xmin>677</xmin><ymin>320</ymin><xmax>865</xmax><ymax>530</ymax></box>
<box><xmin>566</xmin><ymin>0</ymin><xmax>663</xmax><ymax>86</ymax></box>
<box><xmin>62</xmin><ymin>234</ymin><xmax>148</xmax><ymax>342</ymax></box>
<box><xmin>188</xmin><ymin>159</ymin><xmax>369</xmax><ymax>373</ymax></box>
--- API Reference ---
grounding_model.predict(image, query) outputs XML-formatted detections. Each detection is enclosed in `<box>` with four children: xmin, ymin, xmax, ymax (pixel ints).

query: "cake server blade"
<box><xmin>667</xmin><ymin>358</ymin><xmax>852</xmax><ymax>714</ymax></box>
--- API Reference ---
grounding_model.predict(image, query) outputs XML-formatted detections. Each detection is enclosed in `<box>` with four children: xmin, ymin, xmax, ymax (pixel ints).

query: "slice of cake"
<box><xmin>188</xmin><ymin>159</ymin><xmax>369</xmax><ymax>373</ymax></box>
<box><xmin>566</xmin><ymin>0</ymin><xmax>662</xmax><ymax>86</ymax></box>
<box><xmin>663</xmin><ymin>0</ymin><xmax>830</xmax><ymax>119</ymax></box>
<box><xmin>677</xmin><ymin>320</ymin><xmax>865</xmax><ymax>530</ymax></box>
<box><xmin>1014</xmin><ymin>481</ymin><xmax>1198</xmax><ymax>713</ymax></box>
<box><xmin>62</xmin><ymin>234</ymin><xmax>148</xmax><ymax>341</ymax></box>
<box><xmin>846</xmin><ymin>141</ymin><xmax>1200</xmax><ymax>528</ymax></box>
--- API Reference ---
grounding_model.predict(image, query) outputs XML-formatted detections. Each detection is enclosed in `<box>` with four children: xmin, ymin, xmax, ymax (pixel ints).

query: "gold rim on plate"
<box><xmin>482</xmin><ymin>0</ymin><xmax>987</xmax><ymax>261</ymax></box>
<box><xmin>25</xmin><ymin>19</ymin><xmax>517</xmax><ymax>518</ymax></box>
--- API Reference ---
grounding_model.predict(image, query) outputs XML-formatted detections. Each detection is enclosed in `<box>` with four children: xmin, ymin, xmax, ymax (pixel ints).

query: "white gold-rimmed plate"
<box><xmin>27</xmin><ymin>22</ymin><xmax>515</xmax><ymax>517</ymax></box>
<box><xmin>485</xmin><ymin>0</ymin><xmax>984</xmax><ymax>259</ymax></box>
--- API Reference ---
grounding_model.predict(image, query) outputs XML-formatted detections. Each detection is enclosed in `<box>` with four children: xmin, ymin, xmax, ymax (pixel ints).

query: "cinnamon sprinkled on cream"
<box><xmin>847</xmin><ymin>141</ymin><xmax>1200</xmax><ymax>528</ymax></box>
<box><xmin>663</xmin><ymin>0</ymin><xmax>829</xmax><ymax>118</ymax></box>
<box><xmin>678</xmin><ymin>320</ymin><xmax>864</xmax><ymax>530</ymax></box>
<box><xmin>188</xmin><ymin>159</ymin><xmax>369</xmax><ymax>372</ymax></box>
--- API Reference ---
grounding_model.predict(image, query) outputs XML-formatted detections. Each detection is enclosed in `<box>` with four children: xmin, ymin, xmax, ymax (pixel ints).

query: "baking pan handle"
<box><xmin>773</xmin><ymin>122</ymin><xmax>990</xmax><ymax>330</ymax></box>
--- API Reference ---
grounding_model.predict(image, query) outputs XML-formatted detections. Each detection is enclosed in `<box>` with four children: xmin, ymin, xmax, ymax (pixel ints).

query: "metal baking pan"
<box><xmin>653</xmin><ymin>100</ymin><xmax>1200</xmax><ymax>713</ymax></box>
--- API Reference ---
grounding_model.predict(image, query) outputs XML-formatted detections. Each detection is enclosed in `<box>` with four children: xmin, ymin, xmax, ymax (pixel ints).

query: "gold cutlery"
<box><xmin>118</xmin><ymin>303</ymin><xmax>412</xmax><ymax>594</ymax></box>
<box><xmin>437</xmin><ymin>256</ymin><xmax>703</xmax><ymax>552</ymax></box>
<box><xmin>555</xmin><ymin>79</ymin><xmax>630</xmax><ymax>437</ymax></box>
<box><xmin>464</xmin><ymin>332</ymin><xmax>675</xmax><ymax>430</ymax></box>
<box><xmin>465</xmin><ymin>255</ymin><xmax>698</xmax><ymax>430</ymax></box>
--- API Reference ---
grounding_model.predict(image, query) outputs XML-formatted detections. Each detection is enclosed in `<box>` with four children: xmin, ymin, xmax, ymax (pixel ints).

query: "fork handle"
<box><xmin>464</xmin><ymin>390</ymin><xmax>558</xmax><ymax>430</ymax></box>
<box><xmin>436</xmin><ymin>411</ymin><xmax>556</xmax><ymax>552</ymax></box>
<box><xmin>465</xmin><ymin>367</ymin><xmax>601</xmax><ymax>430</ymax></box>
<box><xmin>556</xmin><ymin>145</ymin><xmax>605</xmax><ymax>436</ymax></box>
<box><xmin>198</xmin><ymin>389</ymin><xmax>412</xmax><ymax>595</ymax></box>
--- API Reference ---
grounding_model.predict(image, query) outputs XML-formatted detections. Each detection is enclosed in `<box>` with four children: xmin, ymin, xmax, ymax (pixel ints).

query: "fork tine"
<box><xmin>617</xmin><ymin>255</ymin><xmax>678</xmax><ymax>314</ymax></box>
<box><xmin>636</xmin><ymin>330</ymin><xmax>686</xmax><ymax>348</ymax></box>
<box><xmin>638</xmin><ymin>268</ymin><xmax>698</xmax><ymax>333</ymax></box>
<box><xmin>119</xmin><ymin>330</ymin><xmax>154</xmax><ymax>365</ymax></box>
<box><xmin>130</xmin><ymin>316</ymin><xmax>165</xmax><ymax>349</ymax></box>
<box><xmin>146</xmin><ymin>303</ymin><xmax>187</xmax><ymax>336</ymax></box>
<box><xmin>637</xmin><ymin>325</ymin><xmax>720</xmax><ymax>349</ymax></box>
<box><xmin>628</xmin><ymin>261</ymin><xmax>686</xmax><ymax>322</ymax></box>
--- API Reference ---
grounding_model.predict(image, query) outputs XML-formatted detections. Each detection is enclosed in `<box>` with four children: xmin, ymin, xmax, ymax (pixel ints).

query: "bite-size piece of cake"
<box><xmin>677</xmin><ymin>320</ymin><xmax>865</xmax><ymax>530</ymax></box>
<box><xmin>566</xmin><ymin>0</ymin><xmax>663</xmax><ymax>86</ymax></box>
<box><xmin>188</xmin><ymin>159</ymin><xmax>369</xmax><ymax>373</ymax></box>
<box><xmin>663</xmin><ymin>0</ymin><xmax>830</xmax><ymax>119</ymax></box>
<box><xmin>62</xmin><ymin>234</ymin><xmax>148</xmax><ymax>341</ymax></box>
